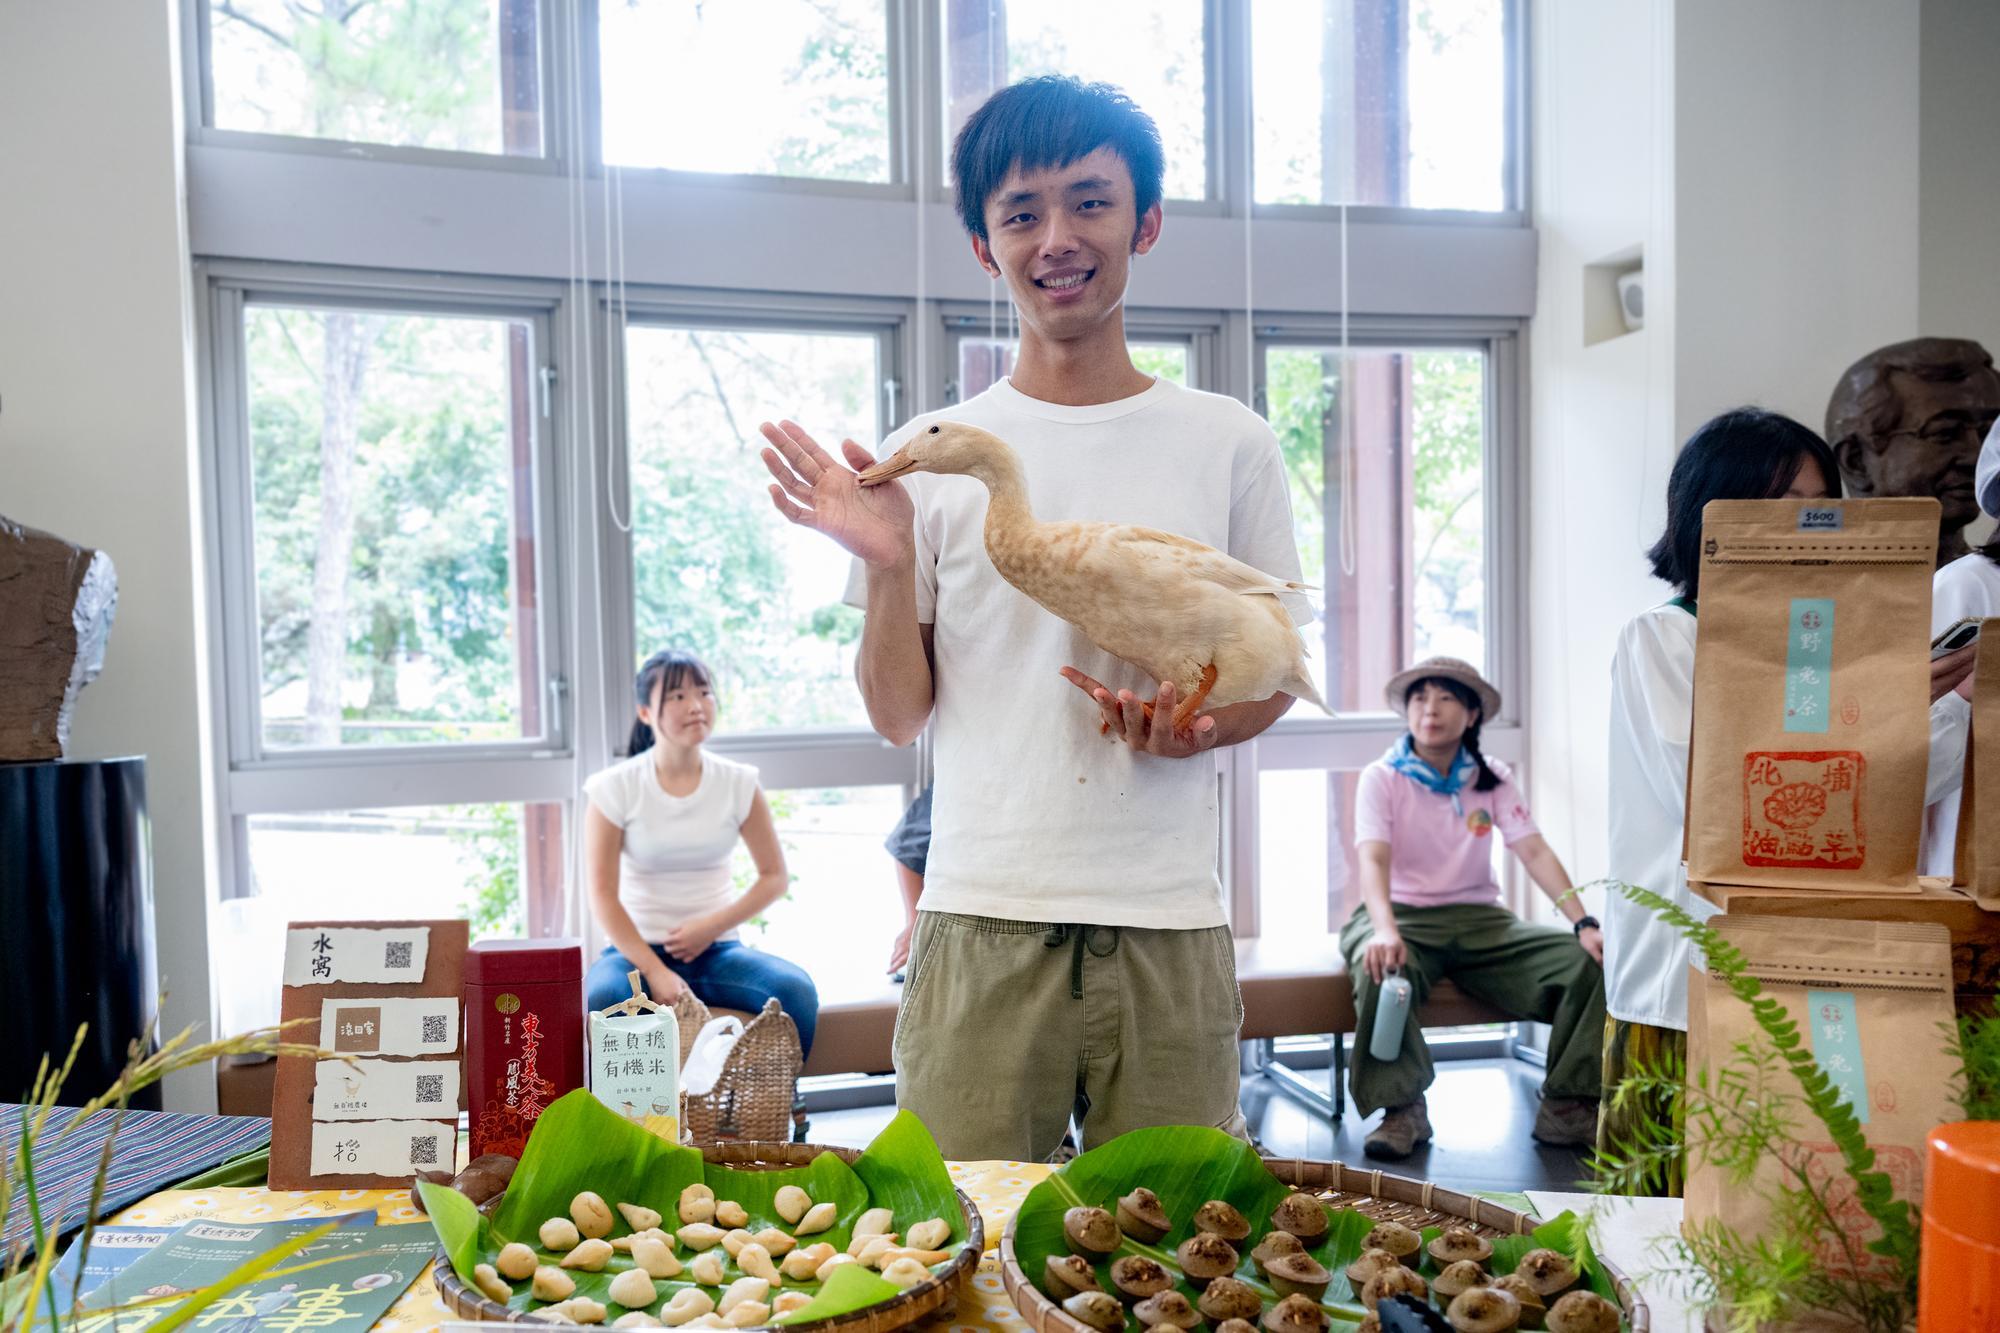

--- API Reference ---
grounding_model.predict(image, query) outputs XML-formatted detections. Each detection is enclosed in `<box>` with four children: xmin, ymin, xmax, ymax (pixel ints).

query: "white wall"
<box><xmin>1673</xmin><ymin>1</ymin><xmax>1921</xmax><ymax>441</ymax></box>
<box><xmin>1921</xmin><ymin>0</ymin><xmax>2000</xmax><ymax>361</ymax></box>
<box><xmin>0</xmin><ymin>1</ymin><xmax>215</xmax><ymax>1112</ymax></box>
<box><xmin>1526</xmin><ymin>0</ymin><xmax>1679</xmax><ymax>893</ymax></box>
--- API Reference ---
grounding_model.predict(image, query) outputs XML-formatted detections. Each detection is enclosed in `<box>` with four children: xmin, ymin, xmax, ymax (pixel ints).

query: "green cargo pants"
<box><xmin>1338</xmin><ymin>902</ymin><xmax>1605</xmax><ymax>1117</ymax></box>
<box><xmin>893</xmin><ymin>912</ymin><xmax>1246</xmax><ymax>1162</ymax></box>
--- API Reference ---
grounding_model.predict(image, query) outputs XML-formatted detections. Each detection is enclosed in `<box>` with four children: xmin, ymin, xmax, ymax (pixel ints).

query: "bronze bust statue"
<box><xmin>1826</xmin><ymin>337</ymin><xmax>2000</xmax><ymax>567</ymax></box>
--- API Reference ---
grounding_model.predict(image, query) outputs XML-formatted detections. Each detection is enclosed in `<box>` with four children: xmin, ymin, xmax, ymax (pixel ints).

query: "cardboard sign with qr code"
<box><xmin>270</xmin><ymin>918</ymin><xmax>467</xmax><ymax>1190</ymax></box>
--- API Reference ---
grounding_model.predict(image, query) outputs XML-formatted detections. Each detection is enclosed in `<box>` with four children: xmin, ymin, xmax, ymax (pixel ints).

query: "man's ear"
<box><xmin>1131</xmin><ymin>203</ymin><xmax>1163</xmax><ymax>257</ymax></box>
<box><xmin>1831</xmin><ymin>436</ymin><xmax>1874</xmax><ymax>494</ymax></box>
<box><xmin>970</xmin><ymin>234</ymin><xmax>1000</xmax><ymax>278</ymax></box>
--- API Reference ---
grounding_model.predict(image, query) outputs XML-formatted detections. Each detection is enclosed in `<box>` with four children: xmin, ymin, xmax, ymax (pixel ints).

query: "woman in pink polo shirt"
<box><xmin>1340</xmin><ymin>656</ymin><xmax>1605</xmax><ymax>1162</ymax></box>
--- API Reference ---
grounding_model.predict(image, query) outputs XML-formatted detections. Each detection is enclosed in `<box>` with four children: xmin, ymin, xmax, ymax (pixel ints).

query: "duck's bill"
<box><xmin>856</xmin><ymin>452</ymin><xmax>915</xmax><ymax>486</ymax></box>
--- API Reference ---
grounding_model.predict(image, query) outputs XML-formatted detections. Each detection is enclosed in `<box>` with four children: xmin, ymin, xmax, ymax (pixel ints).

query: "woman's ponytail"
<box><xmin>628</xmin><ymin>718</ymin><xmax>656</xmax><ymax>756</ymax></box>
<box><xmin>1462</xmin><ymin>718</ymin><xmax>1501</xmax><ymax>792</ymax></box>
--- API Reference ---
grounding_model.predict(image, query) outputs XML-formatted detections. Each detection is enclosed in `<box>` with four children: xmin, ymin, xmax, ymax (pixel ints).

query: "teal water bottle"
<box><xmin>1370</xmin><ymin>968</ymin><xmax>1412</xmax><ymax>1062</ymax></box>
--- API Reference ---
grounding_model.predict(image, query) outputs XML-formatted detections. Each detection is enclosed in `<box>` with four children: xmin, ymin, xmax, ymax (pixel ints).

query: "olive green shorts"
<box><xmin>892</xmin><ymin>911</ymin><xmax>1246</xmax><ymax>1162</ymax></box>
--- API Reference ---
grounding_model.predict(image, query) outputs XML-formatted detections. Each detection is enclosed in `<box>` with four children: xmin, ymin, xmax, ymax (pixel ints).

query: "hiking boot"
<box><xmin>1532</xmin><ymin>1096</ymin><xmax>1600</xmax><ymax>1147</ymax></box>
<box><xmin>1363</xmin><ymin>1099</ymin><xmax>1433</xmax><ymax>1161</ymax></box>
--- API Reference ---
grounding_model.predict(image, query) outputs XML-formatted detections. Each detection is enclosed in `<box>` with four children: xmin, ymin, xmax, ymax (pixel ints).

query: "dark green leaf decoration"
<box><xmin>423</xmin><ymin>1091</ymin><xmax>963</xmax><ymax>1322</ymax></box>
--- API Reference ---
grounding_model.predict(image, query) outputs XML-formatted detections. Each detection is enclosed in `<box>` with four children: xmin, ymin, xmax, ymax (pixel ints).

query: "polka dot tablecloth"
<box><xmin>106</xmin><ymin>1159</ymin><xmax>1054</xmax><ymax>1331</ymax></box>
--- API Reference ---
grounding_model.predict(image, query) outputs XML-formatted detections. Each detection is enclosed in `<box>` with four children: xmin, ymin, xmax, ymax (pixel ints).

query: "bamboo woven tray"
<box><xmin>999</xmin><ymin>1155</ymin><xmax>1650</xmax><ymax>1332</ymax></box>
<box><xmin>434</xmin><ymin>1139</ymin><xmax>984</xmax><ymax>1327</ymax></box>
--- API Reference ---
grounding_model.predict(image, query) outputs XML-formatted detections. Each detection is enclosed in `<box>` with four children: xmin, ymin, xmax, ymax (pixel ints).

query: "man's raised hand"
<box><xmin>759</xmin><ymin>420</ymin><xmax>914</xmax><ymax>567</ymax></box>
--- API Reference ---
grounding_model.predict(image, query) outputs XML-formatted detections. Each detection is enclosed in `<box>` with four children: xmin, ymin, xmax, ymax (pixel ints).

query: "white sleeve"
<box><xmin>582</xmin><ymin>764</ymin><xmax>633</xmax><ymax>827</ymax></box>
<box><xmin>1927</xmin><ymin>693</ymin><xmax>1972</xmax><ymax>807</ymax></box>
<box><xmin>731</xmin><ymin>763</ymin><xmax>762</xmax><ymax>825</ymax></box>
<box><xmin>1228</xmin><ymin>427</ymin><xmax>1311</xmax><ymax>626</ymax></box>
<box><xmin>1932</xmin><ymin>556</ymin><xmax>1999</xmax><ymax>633</ymax></box>
<box><xmin>1611</xmin><ymin>615</ymin><xmax>1695</xmax><ymax>821</ymax></box>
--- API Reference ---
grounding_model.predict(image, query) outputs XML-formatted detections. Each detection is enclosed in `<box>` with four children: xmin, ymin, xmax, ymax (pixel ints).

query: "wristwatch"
<box><xmin>1573</xmin><ymin>914</ymin><xmax>1600</xmax><ymax>936</ymax></box>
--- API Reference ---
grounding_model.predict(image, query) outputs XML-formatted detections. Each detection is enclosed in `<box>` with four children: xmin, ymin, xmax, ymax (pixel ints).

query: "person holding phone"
<box><xmin>1923</xmin><ymin>419</ymin><xmax>2000</xmax><ymax>876</ymax></box>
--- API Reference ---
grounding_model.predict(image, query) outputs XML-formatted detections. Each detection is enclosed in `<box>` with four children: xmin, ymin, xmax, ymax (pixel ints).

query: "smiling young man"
<box><xmin>757</xmin><ymin>77</ymin><xmax>1309</xmax><ymax>1161</ymax></box>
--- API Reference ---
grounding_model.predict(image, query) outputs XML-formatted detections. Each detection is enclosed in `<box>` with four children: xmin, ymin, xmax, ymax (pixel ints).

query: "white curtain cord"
<box><xmin>1337</xmin><ymin>200</ymin><xmax>1357</xmax><ymax>579</ymax></box>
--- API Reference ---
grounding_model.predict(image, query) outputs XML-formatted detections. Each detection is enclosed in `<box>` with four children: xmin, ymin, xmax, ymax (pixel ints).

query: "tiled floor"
<box><xmin>802</xmin><ymin>1056</ymin><xmax>1596</xmax><ymax>1195</ymax></box>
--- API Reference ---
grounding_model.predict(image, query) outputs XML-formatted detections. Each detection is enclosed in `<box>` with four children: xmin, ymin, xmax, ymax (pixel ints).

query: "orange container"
<box><xmin>1919</xmin><ymin>1121</ymin><xmax>2000</xmax><ymax>1331</ymax></box>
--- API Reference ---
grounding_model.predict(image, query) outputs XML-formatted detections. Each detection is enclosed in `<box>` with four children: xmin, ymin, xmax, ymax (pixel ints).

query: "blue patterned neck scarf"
<box><xmin>1385</xmin><ymin>735</ymin><xmax>1478</xmax><ymax>815</ymax></box>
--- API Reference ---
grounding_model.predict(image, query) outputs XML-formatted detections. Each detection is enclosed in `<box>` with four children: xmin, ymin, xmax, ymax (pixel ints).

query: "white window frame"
<box><xmin>940</xmin><ymin>304</ymin><xmax>1222</xmax><ymax>400</ymax></box>
<box><xmin>197</xmin><ymin>261</ymin><xmax>580</xmax><ymax>906</ymax></box>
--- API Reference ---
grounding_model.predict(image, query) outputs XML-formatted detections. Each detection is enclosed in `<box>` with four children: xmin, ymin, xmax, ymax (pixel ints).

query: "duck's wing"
<box><xmin>1107</xmin><ymin>524</ymin><xmax>1318</xmax><ymax>596</ymax></box>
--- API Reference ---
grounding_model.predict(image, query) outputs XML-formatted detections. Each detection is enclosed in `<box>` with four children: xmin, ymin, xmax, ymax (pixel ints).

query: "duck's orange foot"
<box><xmin>1170</xmin><ymin>664</ymin><xmax>1220</xmax><ymax>734</ymax></box>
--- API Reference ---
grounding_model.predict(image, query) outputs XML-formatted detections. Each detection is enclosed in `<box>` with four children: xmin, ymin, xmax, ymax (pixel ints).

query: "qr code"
<box><xmin>421</xmin><ymin>1013</ymin><xmax>448</xmax><ymax>1044</ymax></box>
<box><xmin>384</xmin><ymin>940</ymin><xmax>413</xmax><ymax>969</ymax></box>
<box><xmin>410</xmin><ymin>1134</ymin><xmax>438</xmax><ymax>1165</ymax></box>
<box><xmin>415</xmin><ymin>1073</ymin><xmax>444</xmax><ymax>1104</ymax></box>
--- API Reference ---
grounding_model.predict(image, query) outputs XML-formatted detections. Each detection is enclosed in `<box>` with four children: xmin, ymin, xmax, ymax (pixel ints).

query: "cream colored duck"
<box><xmin>858</xmin><ymin>421</ymin><xmax>1330</xmax><ymax>732</ymax></box>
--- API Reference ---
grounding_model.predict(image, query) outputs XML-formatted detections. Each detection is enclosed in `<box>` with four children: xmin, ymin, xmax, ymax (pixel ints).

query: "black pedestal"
<box><xmin>0</xmin><ymin>757</ymin><xmax>159</xmax><ymax>1107</ymax></box>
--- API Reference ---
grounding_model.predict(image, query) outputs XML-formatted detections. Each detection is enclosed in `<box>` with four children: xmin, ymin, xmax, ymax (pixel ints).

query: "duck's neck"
<box><xmin>970</xmin><ymin>453</ymin><xmax>1037</xmax><ymax>558</ymax></box>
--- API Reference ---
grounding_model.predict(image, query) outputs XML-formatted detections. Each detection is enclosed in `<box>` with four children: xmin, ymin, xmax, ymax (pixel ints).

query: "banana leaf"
<box><xmin>1011</xmin><ymin>1125</ymin><xmax>1628</xmax><ymax>1329</ymax></box>
<box><xmin>424</xmin><ymin>1090</ymin><xmax>965</xmax><ymax>1324</ymax></box>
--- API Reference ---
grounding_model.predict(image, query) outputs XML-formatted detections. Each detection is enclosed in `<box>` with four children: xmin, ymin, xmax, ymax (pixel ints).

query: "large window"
<box><xmin>205</xmin><ymin>0</ymin><xmax>544</xmax><ymax>155</ymax></box>
<box><xmin>242</xmin><ymin>305</ymin><xmax>550</xmax><ymax>751</ymax></box>
<box><xmin>207</xmin><ymin>275</ymin><xmax>571</xmax><ymax>1025</ymax></box>
<box><xmin>1252</xmin><ymin>0</ymin><xmax>1509</xmax><ymax>210</ymax></box>
<box><xmin>1260</xmin><ymin>342</ymin><xmax>1490</xmax><ymax>712</ymax></box>
<box><xmin>191</xmin><ymin>0</ymin><xmax>1532</xmax><ymax>1021</ymax></box>
<box><xmin>941</xmin><ymin>0</ymin><xmax>1210</xmax><ymax>202</ymax></box>
<box><xmin>599</xmin><ymin>0</ymin><xmax>891</xmax><ymax>181</ymax></box>
<box><xmin>623</xmin><ymin>321</ymin><xmax>890</xmax><ymax>732</ymax></box>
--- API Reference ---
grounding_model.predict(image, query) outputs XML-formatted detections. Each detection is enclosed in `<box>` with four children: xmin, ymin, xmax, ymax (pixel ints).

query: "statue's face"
<box><xmin>1848</xmin><ymin>363</ymin><xmax>2000</xmax><ymax>529</ymax></box>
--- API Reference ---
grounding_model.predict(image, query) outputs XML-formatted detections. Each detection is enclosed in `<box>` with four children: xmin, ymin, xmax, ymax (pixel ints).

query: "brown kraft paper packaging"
<box><xmin>1686</xmin><ymin>497</ymin><xmax>1939</xmax><ymax>892</ymax></box>
<box><xmin>1953</xmin><ymin>618</ymin><xmax>2000</xmax><ymax>905</ymax></box>
<box><xmin>1686</xmin><ymin>915</ymin><xmax>1956</xmax><ymax>1281</ymax></box>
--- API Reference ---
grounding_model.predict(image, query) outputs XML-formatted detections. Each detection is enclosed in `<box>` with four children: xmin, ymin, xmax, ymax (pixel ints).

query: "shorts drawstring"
<box><xmin>1044</xmin><ymin>923</ymin><xmax>1123</xmax><ymax>999</ymax></box>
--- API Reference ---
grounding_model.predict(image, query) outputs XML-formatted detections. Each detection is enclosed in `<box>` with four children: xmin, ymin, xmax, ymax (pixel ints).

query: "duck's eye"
<box><xmin>928</xmin><ymin>426</ymin><xmax>939</xmax><ymax>434</ymax></box>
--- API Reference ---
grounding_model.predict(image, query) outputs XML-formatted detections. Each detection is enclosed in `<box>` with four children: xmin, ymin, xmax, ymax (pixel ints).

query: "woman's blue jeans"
<box><xmin>585</xmin><ymin>941</ymin><xmax>819</xmax><ymax>1057</ymax></box>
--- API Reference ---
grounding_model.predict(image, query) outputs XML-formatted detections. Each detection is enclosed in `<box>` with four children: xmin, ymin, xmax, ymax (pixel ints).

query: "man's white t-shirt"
<box><xmin>846</xmin><ymin>376</ymin><xmax>1309</xmax><ymax>929</ymax></box>
<box><xmin>1920</xmin><ymin>551</ymin><xmax>1999</xmax><ymax>876</ymax></box>
<box><xmin>583</xmin><ymin>751</ymin><xmax>760</xmax><ymax>944</ymax></box>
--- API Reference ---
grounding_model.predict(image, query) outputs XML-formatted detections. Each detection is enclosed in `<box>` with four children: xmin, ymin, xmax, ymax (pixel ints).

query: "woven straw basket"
<box><xmin>999</xmin><ymin>1155</ymin><xmax>1651</xmax><ymax>1332</ymax></box>
<box><xmin>435</xmin><ymin>1139</ymin><xmax>984</xmax><ymax>1327</ymax></box>
<box><xmin>674</xmin><ymin>994</ymin><xmax>805</xmax><ymax>1144</ymax></box>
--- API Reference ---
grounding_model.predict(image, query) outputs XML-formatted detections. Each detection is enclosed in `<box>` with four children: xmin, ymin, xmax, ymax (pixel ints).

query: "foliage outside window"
<box><xmin>209</xmin><ymin>0</ymin><xmax>541</xmax><ymax>154</ymax></box>
<box><xmin>599</xmin><ymin>0</ymin><xmax>890</xmax><ymax>181</ymax></box>
<box><xmin>1263</xmin><ymin>344</ymin><xmax>1486</xmax><ymax>711</ymax></box>
<box><xmin>246</xmin><ymin>306</ymin><xmax>542</xmax><ymax>750</ymax></box>
<box><xmin>624</xmin><ymin>324</ymin><xmax>884</xmax><ymax>733</ymax></box>
<box><xmin>1252</xmin><ymin>0</ymin><xmax>1508</xmax><ymax>210</ymax></box>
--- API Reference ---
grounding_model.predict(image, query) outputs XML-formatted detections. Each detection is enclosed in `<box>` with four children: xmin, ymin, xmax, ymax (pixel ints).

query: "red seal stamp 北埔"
<box><xmin>1741</xmin><ymin>750</ymin><xmax>1866</xmax><ymax>869</ymax></box>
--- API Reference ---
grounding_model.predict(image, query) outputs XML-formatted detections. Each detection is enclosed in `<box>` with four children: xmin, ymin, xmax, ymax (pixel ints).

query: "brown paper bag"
<box><xmin>1685</xmin><ymin>914</ymin><xmax>1956</xmax><ymax>1281</ymax></box>
<box><xmin>1686</xmin><ymin>498</ymin><xmax>1939</xmax><ymax>892</ymax></box>
<box><xmin>1953</xmin><ymin>619</ymin><xmax>2000</xmax><ymax>905</ymax></box>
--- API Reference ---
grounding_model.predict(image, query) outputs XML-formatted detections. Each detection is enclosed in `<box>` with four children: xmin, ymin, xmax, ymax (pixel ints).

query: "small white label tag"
<box><xmin>283</xmin><ymin>927</ymin><xmax>431</xmax><ymax>986</ymax></box>
<box><xmin>319</xmin><ymin>996</ymin><xmax>460</xmax><ymax>1055</ymax></box>
<box><xmin>309</xmin><ymin>1118</ymin><xmax>453</xmax><ymax>1176</ymax></box>
<box><xmin>1798</xmin><ymin>506</ymin><xmax>1845</xmax><ymax>531</ymax></box>
<box><xmin>313</xmin><ymin>1057</ymin><xmax>460</xmax><ymax>1121</ymax></box>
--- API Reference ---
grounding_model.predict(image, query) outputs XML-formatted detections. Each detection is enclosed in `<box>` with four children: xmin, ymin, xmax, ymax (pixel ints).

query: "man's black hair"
<box><xmin>1647</xmin><ymin>408</ymin><xmax>1843</xmax><ymax>599</ymax></box>
<box><xmin>950</xmin><ymin>75</ymin><xmax>1165</xmax><ymax>239</ymax></box>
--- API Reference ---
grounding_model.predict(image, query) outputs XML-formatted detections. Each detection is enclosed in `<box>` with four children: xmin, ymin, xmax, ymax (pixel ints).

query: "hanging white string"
<box><xmin>1337</xmin><ymin>200</ymin><xmax>1357</xmax><ymax>578</ymax></box>
<box><xmin>910</xmin><ymin>0</ymin><xmax>929</xmax><ymax>419</ymax></box>
<box><xmin>603</xmin><ymin>160</ymin><xmax>633</xmax><ymax>534</ymax></box>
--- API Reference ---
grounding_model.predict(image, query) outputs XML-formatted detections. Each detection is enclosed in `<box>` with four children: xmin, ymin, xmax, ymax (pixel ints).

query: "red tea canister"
<box><xmin>464</xmin><ymin>938</ymin><xmax>584</xmax><ymax>1158</ymax></box>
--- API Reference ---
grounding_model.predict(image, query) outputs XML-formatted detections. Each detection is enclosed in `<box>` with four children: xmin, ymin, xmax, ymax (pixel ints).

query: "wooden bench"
<box><xmin>218</xmin><ymin>935</ymin><xmax>1511</xmax><ymax>1124</ymax></box>
<box><xmin>803</xmin><ymin>933</ymin><xmax>1512</xmax><ymax>1119</ymax></box>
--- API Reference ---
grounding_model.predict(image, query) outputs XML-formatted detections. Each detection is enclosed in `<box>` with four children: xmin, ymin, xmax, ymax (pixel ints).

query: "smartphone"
<box><xmin>1932</xmin><ymin>618</ymin><xmax>1983</xmax><ymax>660</ymax></box>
